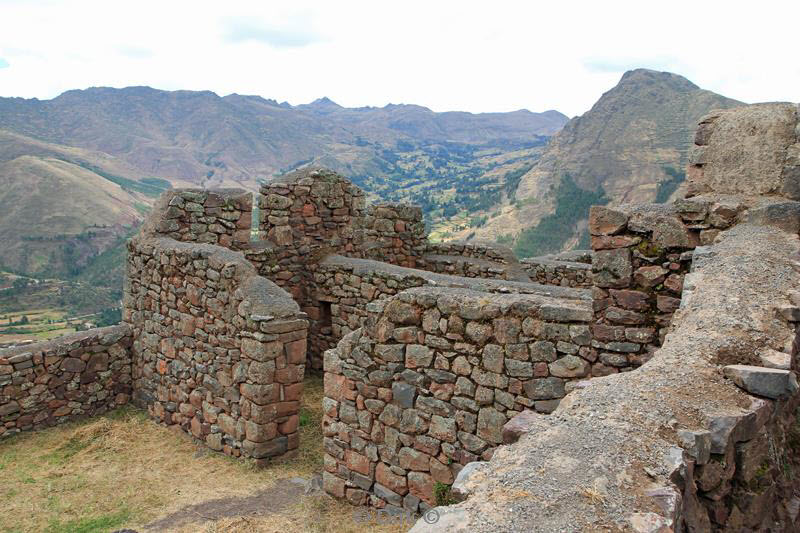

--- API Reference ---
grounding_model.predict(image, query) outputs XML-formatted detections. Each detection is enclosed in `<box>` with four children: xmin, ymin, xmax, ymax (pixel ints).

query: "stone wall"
<box><xmin>417</xmin><ymin>219</ymin><xmax>800</xmax><ymax>532</ymax></box>
<box><xmin>419</xmin><ymin>241</ymin><xmax>532</xmax><ymax>281</ymax></box>
<box><xmin>521</xmin><ymin>256</ymin><xmax>592</xmax><ymax>288</ymax></box>
<box><xmin>588</xmin><ymin>201</ymin><xmax>723</xmax><ymax>368</ymax></box>
<box><xmin>147</xmin><ymin>189</ymin><xmax>253</xmax><ymax>250</ymax></box>
<box><xmin>424</xmin><ymin>241</ymin><xmax>512</xmax><ymax>265</ymax></box>
<box><xmin>310</xmin><ymin>255</ymin><xmax>592</xmax><ymax>371</ymax></box>
<box><xmin>254</xmin><ymin>168</ymin><xmax>366</xmax><ymax>365</ymax></box>
<box><xmin>361</xmin><ymin>203</ymin><xmax>426</xmax><ymax>268</ymax></box>
<box><xmin>124</xmin><ymin>235</ymin><xmax>307</xmax><ymax>462</ymax></box>
<box><xmin>0</xmin><ymin>325</ymin><xmax>132</xmax><ymax>439</ymax></box>
<box><xmin>322</xmin><ymin>285</ymin><xmax>595</xmax><ymax>511</ymax></box>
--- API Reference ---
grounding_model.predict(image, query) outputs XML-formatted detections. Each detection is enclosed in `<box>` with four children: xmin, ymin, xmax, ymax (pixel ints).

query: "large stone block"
<box><xmin>686</xmin><ymin>103</ymin><xmax>799</xmax><ymax>198</ymax></box>
<box><xmin>593</xmin><ymin>249</ymin><xmax>632</xmax><ymax>288</ymax></box>
<box><xmin>723</xmin><ymin>365</ymin><xmax>799</xmax><ymax>399</ymax></box>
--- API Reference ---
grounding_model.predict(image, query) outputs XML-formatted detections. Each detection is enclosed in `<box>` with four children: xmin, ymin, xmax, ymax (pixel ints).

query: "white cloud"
<box><xmin>0</xmin><ymin>0</ymin><xmax>796</xmax><ymax>116</ymax></box>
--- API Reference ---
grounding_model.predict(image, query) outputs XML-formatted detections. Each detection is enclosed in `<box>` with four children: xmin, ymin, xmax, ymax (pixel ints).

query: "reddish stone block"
<box><xmin>591</xmin><ymin>235</ymin><xmax>641</xmax><ymax>250</ymax></box>
<box><xmin>279</xmin><ymin>415</ymin><xmax>299</xmax><ymax>435</ymax></box>
<box><xmin>657</xmin><ymin>295</ymin><xmax>681</xmax><ymax>313</ymax></box>
<box><xmin>325</xmin><ymin>373</ymin><xmax>347</xmax><ymax>401</ymax></box>
<box><xmin>376</xmin><ymin>462</ymin><xmax>408</xmax><ymax>495</ymax></box>
<box><xmin>275</xmin><ymin>401</ymin><xmax>299</xmax><ymax>417</ymax></box>
<box><xmin>283</xmin><ymin>382</ymin><xmax>303</xmax><ymax>401</ymax></box>
<box><xmin>345</xmin><ymin>450</ymin><xmax>371</xmax><ymax>476</ymax></box>
<box><xmin>246</xmin><ymin>421</ymin><xmax>277</xmax><ymax>442</ymax></box>
<box><xmin>190</xmin><ymin>416</ymin><xmax>203</xmax><ymax>437</ymax></box>
<box><xmin>533</xmin><ymin>362</ymin><xmax>549</xmax><ymax>377</ymax></box>
<box><xmin>664</xmin><ymin>274</ymin><xmax>684</xmax><ymax>294</ymax></box>
<box><xmin>274</xmin><ymin>364</ymin><xmax>303</xmax><ymax>384</ymax></box>
<box><xmin>287</xmin><ymin>431</ymin><xmax>299</xmax><ymax>450</ymax></box>
<box><xmin>609</xmin><ymin>289</ymin><xmax>650</xmax><ymax>310</ymax></box>
<box><xmin>285</xmin><ymin>340</ymin><xmax>307</xmax><ymax>364</ymax></box>
<box><xmin>634</xmin><ymin>266</ymin><xmax>668</xmax><ymax>288</ymax></box>
<box><xmin>408</xmin><ymin>471</ymin><xmax>435</xmax><ymax>505</ymax></box>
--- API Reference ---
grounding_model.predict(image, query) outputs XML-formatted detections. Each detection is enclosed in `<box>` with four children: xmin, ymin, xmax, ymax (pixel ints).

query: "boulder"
<box><xmin>502</xmin><ymin>409</ymin><xmax>540</xmax><ymax>444</ymax></box>
<box><xmin>723</xmin><ymin>365</ymin><xmax>799</xmax><ymax>399</ymax></box>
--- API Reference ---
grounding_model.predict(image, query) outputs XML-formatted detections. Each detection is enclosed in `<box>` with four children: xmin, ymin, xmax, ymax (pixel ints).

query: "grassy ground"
<box><xmin>0</xmin><ymin>376</ymin><xmax>410</xmax><ymax>533</ymax></box>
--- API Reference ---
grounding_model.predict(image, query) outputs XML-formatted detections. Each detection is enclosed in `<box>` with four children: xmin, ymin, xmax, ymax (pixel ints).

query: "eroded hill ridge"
<box><xmin>1</xmin><ymin>102</ymin><xmax>800</xmax><ymax>531</ymax></box>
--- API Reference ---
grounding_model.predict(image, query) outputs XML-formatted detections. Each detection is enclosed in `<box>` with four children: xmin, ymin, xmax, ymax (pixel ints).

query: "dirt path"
<box><xmin>143</xmin><ymin>477</ymin><xmax>313</xmax><ymax>531</ymax></box>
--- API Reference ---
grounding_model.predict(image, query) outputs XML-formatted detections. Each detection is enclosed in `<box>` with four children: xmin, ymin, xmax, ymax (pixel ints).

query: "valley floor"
<box><xmin>0</xmin><ymin>376</ymin><xmax>407</xmax><ymax>533</ymax></box>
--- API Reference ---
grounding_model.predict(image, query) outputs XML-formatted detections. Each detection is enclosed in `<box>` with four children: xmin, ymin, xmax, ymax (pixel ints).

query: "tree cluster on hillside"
<box><xmin>512</xmin><ymin>174</ymin><xmax>608</xmax><ymax>259</ymax></box>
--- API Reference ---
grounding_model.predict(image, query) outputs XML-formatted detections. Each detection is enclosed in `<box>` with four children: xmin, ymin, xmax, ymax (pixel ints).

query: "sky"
<box><xmin>0</xmin><ymin>0</ymin><xmax>797</xmax><ymax>117</ymax></box>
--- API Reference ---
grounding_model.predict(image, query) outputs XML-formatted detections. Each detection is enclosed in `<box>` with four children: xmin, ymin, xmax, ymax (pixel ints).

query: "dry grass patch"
<box><xmin>0</xmin><ymin>376</ymin><xmax>408</xmax><ymax>533</ymax></box>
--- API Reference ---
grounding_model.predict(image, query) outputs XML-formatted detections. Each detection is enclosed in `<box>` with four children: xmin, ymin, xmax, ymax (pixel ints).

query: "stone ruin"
<box><xmin>1</xmin><ymin>101</ymin><xmax>800</xmax><ymax>531</ymax></box>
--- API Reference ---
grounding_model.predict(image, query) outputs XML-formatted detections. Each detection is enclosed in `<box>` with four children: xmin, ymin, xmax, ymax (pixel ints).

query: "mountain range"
<box><xmin>0</xmin><ymin>88</ymin><xmax>568</xmax><ymax>280</ymax></box>
<box><xmin>0</xmin><ymin>69</ymin><xmax>745</xmax><ymax>303</ymax></box>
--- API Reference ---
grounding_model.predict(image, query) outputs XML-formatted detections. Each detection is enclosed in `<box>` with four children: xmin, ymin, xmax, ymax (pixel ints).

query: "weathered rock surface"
<box><xmin>723</xmin><ymin>365</ymin><xmax>798</xmax><ymax>399</ymax></box>
<box><xmin>412</xmin><ymin>221</ymin><xmax>800</xmax><ymax>532</ymax></box>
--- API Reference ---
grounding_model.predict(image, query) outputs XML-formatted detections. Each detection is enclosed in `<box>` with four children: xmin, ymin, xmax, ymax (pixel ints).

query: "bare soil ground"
<box><xmin>0</xmin><ymin>376</ymin><xmax>411</xmax><ymax>533</ymax></box>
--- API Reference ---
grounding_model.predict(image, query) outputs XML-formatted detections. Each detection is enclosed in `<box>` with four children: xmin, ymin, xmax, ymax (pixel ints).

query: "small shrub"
<box><xmin>433</xmin><ymin>482</ymin><xmax>456</xmax><ymax>506</ymax></box>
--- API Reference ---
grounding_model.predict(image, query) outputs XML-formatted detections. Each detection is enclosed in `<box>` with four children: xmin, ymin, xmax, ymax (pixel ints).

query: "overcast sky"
<box><xmin>0</xmin><ymin>0</ymin><xmax>797</xmax><ymax>117</ymax></box>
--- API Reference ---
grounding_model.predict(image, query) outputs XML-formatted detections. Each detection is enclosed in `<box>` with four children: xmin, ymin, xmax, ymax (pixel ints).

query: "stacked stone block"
<box><xmin>322</xmin><ymin>285</ymin><xmax>596</xmax><ymax>510</ymax></box>
<box><xmin>419</xmin><ymin>241</ymin><xmax>532</xmax><ymax>281</ymax></box>
<box><xmin>424</xmin><ymin>242</ymin><xmax>511</xmax><ymax>265</ymax></box>
<box><xmin>589</xmin><ymin>200</ymin><xmax>741</xmax><ymax>372</ymax></box>
<box><xmin>0</xmin><ymin>325</ymin><xmax>132</xmax><ymax>439</ymax></box>
<box><xmin>521</xmin><ymin>257</ymin><xmax>592</xmax><ymax>287</ymax></box>
<box><xmin>150</xmin><ymin>189</ymin><xmax>252</xmax><ymax>250</ymax></box>
<box><xmin>256</xmin><ymin>168</ymin><xmax>365</xmax><ymax>365</ymax></box>
<box><xmin>361</xmin><ymin>203</ymin><xmax>426</xmax><ymax>268</ymax></box>
<box><xmin>125</xmin><ymin>236</ymin><xmax>307</xmax><ymax>462</ymax></box>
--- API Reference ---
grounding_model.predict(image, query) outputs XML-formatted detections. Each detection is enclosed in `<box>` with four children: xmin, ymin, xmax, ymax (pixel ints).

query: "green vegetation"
<box><xmin>95</xmin><ymin>307</ymin><xmax>121</xmax><ymax>327</ymax></box>
<box><xmin>655</xmin><ymin>166</ymin><xmax>685</xmax><ymax>203</ymax></box>
<box><xmin>502</xmin><ymin>163</ymin><xmax>534</xmax><ymax>198</ymax></box>
<box><xmin>72</xmin><ymin>161</ymin><xmax>171</xmax><ymax>197</ymax></box>
<box><xmin>45</xmin><ymin>509</ymin><xmax>132</xmax><ymax>533</ymax></box>
<box><xmin>496</xmin><ymin>233</ymin><xmax>514</xmax><ymax>246</ymax></box>
<box><xmin>513</xmin><ymin>174</ymin><xmax>608</xmax><ymax>259</ymax></box>
<box><xmin>433</xmin><ymin>482</ymin><xmax>457</xmax><ymax>506</ymax></box>
<box><xmin>346</xmin><ymin>138</ymin><xmax>546</xmax><ymax>233</ymax></box>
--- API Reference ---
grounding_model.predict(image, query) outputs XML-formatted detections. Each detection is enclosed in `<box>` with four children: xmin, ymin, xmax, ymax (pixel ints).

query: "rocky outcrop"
<box><xmin>687</xmin><ymin>103</ymin><xmax>800</xmax><ymax>199</ymax></box>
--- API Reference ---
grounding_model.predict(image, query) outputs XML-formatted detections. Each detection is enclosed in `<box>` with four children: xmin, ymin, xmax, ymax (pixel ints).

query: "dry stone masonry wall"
<box><xmin>148</xmin><ymin>189</ymin><xmax>253</xmax><ymax>250</ymax></box>
<box><xmin>521</xmin><ymin>256</ymin><xmax>592</xmax><ymax>288</ymax></box>
<box><xmin>361</xmin><ymin>203</ymin><xmax>427</xmax><ymax>267</ymax></box>
<box><xmin>0</xmin><ymin>325</ymin><xmax>132</xmax><ymax>439</ymax></box>
<box><xmin>124</xmin><ymin>234</ymin><xmax>308</xmax><ymax>462</ymax></box>
<box><xmin>586</xmin><ymin>197</ymin><xmax>744</xmax><ymax>371</ymax></box>
<box><xmin>420</xmin><ymin>241</ymin><xmax>527</xmax><ymax>281</ymax></box>
<box><xmin>322</xmin><ymin>285</ymin><xmax>595</xmax><ymax>511</ymax></box>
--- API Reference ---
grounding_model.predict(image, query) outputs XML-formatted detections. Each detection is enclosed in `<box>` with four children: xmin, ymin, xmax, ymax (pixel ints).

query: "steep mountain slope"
<box><xmin>455</xmin><ymin>69</ymin><xmax>743</xmax><ymax>255</ymax></box>
<box><xmin>0</xmin><ymin>153</ymin><xmax>141</xmax><ymax>277</ymax></box>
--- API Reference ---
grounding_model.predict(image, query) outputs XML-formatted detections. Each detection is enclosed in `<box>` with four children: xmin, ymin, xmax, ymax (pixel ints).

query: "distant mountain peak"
<box><xmin>308</xmin><ymin>96</ymin><xmax>342</xmax><ymax>108</ymax></box>
<box><xmin>617</xmin><ymin>69</ymin><xmax>699</xmax><ymax>92</ymax></box>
